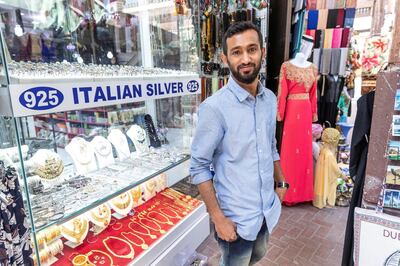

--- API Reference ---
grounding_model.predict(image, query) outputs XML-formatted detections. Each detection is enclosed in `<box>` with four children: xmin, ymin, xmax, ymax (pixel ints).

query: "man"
<box><xmin>190</xmin><ymin>22</ymin><xmax>288</xmax><ymax>266</ymax></box>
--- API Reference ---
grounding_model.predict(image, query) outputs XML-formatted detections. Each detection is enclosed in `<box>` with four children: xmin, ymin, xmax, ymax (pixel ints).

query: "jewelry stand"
<box><xmin>108</xmin><ymin>192</ymin><xmax>134</xmax><ymax>219</ymax></box>
<box><xmin>28</xmin><ymin>149</ymin><xmax>65</xmax><ymax>185</ymax></box>
<box><xmin>90</xmin><ymin>136</ymin><xmax>115</xmax><ymax>167</ymax></box>
<box><xmin>61</xmin><ymin>217</ymin><xmax>89</xmax><ymax>249</ymax></box>
<box><xmin>107</xmin><ymin>129</ymin><xmax>131</xmax><ymax>160</ymax></box>
<box><xmin>65</xmin><ymin>138</ymin><xmax>97</xmax><ymax>174</ymax></box>
<box><xmin>86</xmin><ymin>204</ymin><xmax>111</xmax><ymax>234</ymax></box>
<box><xmin>127</xmin><ymin>124</ymin><xmax>150</xmax><ymax>156</ymax></box>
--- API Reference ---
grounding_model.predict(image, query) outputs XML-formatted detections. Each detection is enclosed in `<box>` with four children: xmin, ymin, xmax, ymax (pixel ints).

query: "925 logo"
<box><xmin>19</xmin><ymin>87</ymin><xmax>64</xmax><ymax>111</ymax></box>
<box><xmin>187</xmin><ymin>80</ymin><xmax>199</xmax><ymax>93</ymax></box>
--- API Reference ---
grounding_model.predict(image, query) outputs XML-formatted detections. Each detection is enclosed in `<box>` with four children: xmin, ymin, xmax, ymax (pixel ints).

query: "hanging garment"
<box><xmin>327</xmin><ymin>9</ymin><xmax>339</xmax><ymax>28</ymax></box>
<box><xmin>277</xmin><ymin>62</ymin><xmax>318</xmax><ymax>205</ymax></box>
<box><xmin>344</xmin><ymin>8</ymin><xmax>356</xmax><ymax>27</ymax></box>
<box><xmin>334</xmin><ymin>0</ymin><xmax>345</xmax><ymax>8</ymax></box>
<box><xmin>324</xmin><ymin>29</ymin><xmax>334</xmax><ymax>49</ymax></box>
<box><xmin>336</xmin><ymin>9</ymin><xmax>345</xmax><ymax>27</ymax></box>
<box><xmin>332</xmin><ymin>28</ymin><xmax>343</xmax><ymax>48</ymax></box>
<box><xmin>320</xmin><ymin>48</ymin><xmax>332</xmax><ymax>75</ymax></box>
<box><xmin>307</xmin><ymin>0</ymin><xmax>317</xmax><ymax>10</ymax></box>
<box><xmin>341</xmin><ymin>28</ymin><xmax>351</xmax><ymax>47</ymax></box>
<box><xmin>315</xmin><ymin>29</ymin><xmax>324</xmax><ymax>48</ymax></box>
<box><xmin>338</xmin><ymin>48</ymin><xmax>349</xmax><ymax>76</ymax></box>
<box><xmin>307</xmin><ymin>10</ymin><xmax>319</xmax><ymax>30</ymax></box>
<box><xmin>313</xmin><ymin>48</ymin><xmax>321</xmax><ymax>70</ymax></box>
<box><xmin>319</xmin><ymin>74</ymin><xmax>345</xmax><ymax>127</ymax></box>
<box><xmin>345</xmin><ymin>0</ymin><xmax>357</xmax><ymax>8</ymax></box>
<box><xmin>317</xmin><ymin>9</ymin><xmax>328</xmax><ymax>29</ymax></box>
<box><xmin>326</xmin><ymin>0</ymin><xmax>335</xmax><ymax>9</ymax></box>
<box><xmin>313</xmin><ymin>128</ymin><xmax>342</xmax><ymax>209</ymax></box>
<box><xmin>0</xmin><ymin>161</ymin><xmax>33</xmax><ymax>265</ymax></box>
<box><xmin>342</xmin><ymin>91</ymin><xmax>375</xmax><ymax>266</ymax></box>
<box><xmin>316</xmin><ymin>0</ymin><xmax>326</xmax><ymax>9</ymax></box>
<box><xmin>330</xmin><ymin>48</ymin><xmax>342</xmax><ymax>75</ymax></box>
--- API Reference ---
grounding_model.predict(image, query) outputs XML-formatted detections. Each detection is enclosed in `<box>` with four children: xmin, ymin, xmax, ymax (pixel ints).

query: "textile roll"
<box><xmin>307</xmin><ymin>10</ymin><xmax>319</xmax><ymax>29</ymax></box>
<box><xmin>330</xmin><ymin>48</ymin><xmax>341</xmax><ymax>75</ymax></box>
<box><xmin>338</xmin><ymin>48</ymin><xmax>349</xmax><ymax>76</ymax></box>
<box><xmin>327</xmin><ymin>9</ymin><xmax>339</xmax><ymax>28</ymax></box>
<box><xmin>344</xmin><ymin>8</ymin><xmax>356</xmax><ymax>28</ymax></box>
<box><xmin>332</xmin><ymin>28</ymin><xmax>343</xmax><ymax>48</ymax></box>
<box><xmin>336</xmin><ymin>9</ymin><xmax>345</xmax><ymax>27</ymax></box>
<box><xmin>324</xmin><ymin>29</ymin><xmax>334</xmax><ymax>49</ymax></box>
<box><xmin>320</xmin><ymin>49</ymin><xmax>332</xmax><ymax>75</ymax></box>
<box><xmin>317</xmin><ymin>9</ymin><xmax>328</xmax><ymax>29</ymax></box>
<box><xmin>341</xmin><ymin>28</ymin><xmax>351</xmax><ymax>47</ymax></box>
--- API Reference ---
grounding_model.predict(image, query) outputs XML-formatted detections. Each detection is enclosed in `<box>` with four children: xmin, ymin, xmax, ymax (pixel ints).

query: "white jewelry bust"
<box><xmin>107</xmin><ymin>129</ymin><xmax>131</xmax><ymax>160</ymax></box>
<box><xmin>290</xmin><ymin>52</ymin><xmax>312</xmax><ymax>68</ymax></box>
<box><xmin>65</xmin><ymin>137</ymin><xmax>98</xmax><ymax>174</ymax></box>
<box><xmin>90</xmin><ymin>136</ymin><xmax>114</xmax><ymax>167</ymax></box>
<box><xmin>127</xmin><ymin>124</ymin><xmax>149</xmax><ymax>156</ymax></box>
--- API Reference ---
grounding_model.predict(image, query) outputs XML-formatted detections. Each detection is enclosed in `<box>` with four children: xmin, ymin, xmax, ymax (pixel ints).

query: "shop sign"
<box><xmin>9</xmin><ymin>77</ymin><xmax>200</xmax><ymax>117</ymax></box>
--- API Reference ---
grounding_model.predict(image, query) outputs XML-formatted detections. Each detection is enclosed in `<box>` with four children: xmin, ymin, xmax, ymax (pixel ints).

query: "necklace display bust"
<box><xmin>127</xmin><ymin>124</ymin><xmax>149</xmax><ymax>156</ymax></box>
<box><xmin>65</xmin><ymin>137</ymin><xmax>98</xmax><ymax>174</ymax></box>
<box><xmin>107</xmin><ymin>129</ymin><xmax>131</xmax><ymax>160</ymax></box>
<box><xmin>90</xmin><ymin>136</ymin><xmax>114</xmax><ymax>167</ymax></box>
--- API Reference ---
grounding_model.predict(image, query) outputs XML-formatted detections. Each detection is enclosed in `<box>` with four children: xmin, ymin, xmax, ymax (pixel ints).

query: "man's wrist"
<box><xmin>275</xmin><ymin>181</ymin><xmax>290</xmax><ymax>189</ymax></box>
<box><xmin>210</xmin><ymin>210</ymin><xmax>225</xmax><ymax>223</ymax></box>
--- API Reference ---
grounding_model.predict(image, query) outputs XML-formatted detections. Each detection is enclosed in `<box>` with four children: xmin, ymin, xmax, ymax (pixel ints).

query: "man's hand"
<box><xmin>275</xmin><ymin>187</ymin><xmax>288</xmax><ymax>202</ymax></box>
<box><xmin>213</xmin><ymin>214</ymin><xmax>237</xmax><ymax>242</ymax></box>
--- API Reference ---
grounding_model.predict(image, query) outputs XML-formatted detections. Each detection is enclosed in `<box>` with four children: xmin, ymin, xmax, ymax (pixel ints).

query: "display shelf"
<box><xmin>34</xmin><ymin>126</ymin><xmax>71</xmax><ymax>135</ymax></box>
<box><xmin>33</xmin><ymin>155</ymin><xmax>190</xmax><ymax>234</ymax></box>
<box><xmin>66</xmin><ymin>119</ymin><xmax>110</xmax><ymax>126</ymax></box>
<box><xmin>131</xmin><ymin>204</ymin><xmax>209</xmax><ymax>265</ymax></box>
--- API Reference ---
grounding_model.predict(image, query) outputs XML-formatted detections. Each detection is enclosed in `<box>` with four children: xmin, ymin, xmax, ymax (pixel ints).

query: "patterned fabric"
<box><xmin>0</xmin><ymin>161</ymin><xmax>33</xmax><ymax>265</ymax></box>
<box><xmin>362</xmin><ymin>36</ymin><xmax>390</xmax><ymax>75</ymax></box>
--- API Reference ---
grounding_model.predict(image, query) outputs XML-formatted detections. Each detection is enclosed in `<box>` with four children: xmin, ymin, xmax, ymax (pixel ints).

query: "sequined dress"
<box><xmin>277</xmin><ymin>61</ymin><xmax>318</xmax><ymax>205</ymax></box>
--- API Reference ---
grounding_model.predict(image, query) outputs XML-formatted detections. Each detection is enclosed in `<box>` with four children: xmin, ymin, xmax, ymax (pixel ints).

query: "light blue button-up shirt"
<box><xmin>190</xmin><ymin>77</ymin><xmax>282</xmax><ymax>241</ymax></box>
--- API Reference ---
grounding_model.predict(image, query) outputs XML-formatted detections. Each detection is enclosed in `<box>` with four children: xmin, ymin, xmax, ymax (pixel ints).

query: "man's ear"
<box><xmin>262</xmin><ymin>47</ymin><xmax>266</xmax><ymax>60</ymax></box>
<box><xmin>220</xmin><ymin>52</ymin><xmax>228</xmax><ymax>66</ymax></box>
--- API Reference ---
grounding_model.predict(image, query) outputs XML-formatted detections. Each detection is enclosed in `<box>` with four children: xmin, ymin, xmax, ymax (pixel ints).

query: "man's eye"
<box><xmin>232</xmin><ymin>50</ymin><xmax>240</xmax><ymax>56</ymax></box>
<box><xmin>249</xmin><ymin>48</ymin><xmax>257</xmax><ymax>53</ymax></box>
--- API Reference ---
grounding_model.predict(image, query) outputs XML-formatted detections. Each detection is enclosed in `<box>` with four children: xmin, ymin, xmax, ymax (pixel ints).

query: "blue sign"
<box><xmin>19</xmin><ymin>87</ymin><xmax>64</xmax><ymax>111</ymax></box>
<box><xmin>187</xmin><ymin>80</ymin><xmax>199</xmax><ymax>92</ymax></box>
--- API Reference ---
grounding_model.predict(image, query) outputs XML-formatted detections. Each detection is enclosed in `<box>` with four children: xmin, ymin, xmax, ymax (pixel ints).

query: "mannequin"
<box><xmin>65</xmin><ymin>138</ymin><xmax>98</xmax><ymax>174</ymax></box>
<box><xmin>90</xmin><ymin>136</ymin><xmax>114</xmax><ymax>167</ymax></box>
<box><xmin>107</xmin><ymin>129</ymin><xmax>131</xmax><ymax>160</ymax></box>
<box><xmin>126</xmin><ymin>124</ymin><xmax>150</xmax><ymax>155</ymax></box>
<box><xmin>313</xmin><ymin>128</ymin><xmax>345</xmax><ymax>209</ymax></box>
<box><xmin>277</xmin><ymin>51</ymin><xmax>319</xmax><ymax>205</ymax></box>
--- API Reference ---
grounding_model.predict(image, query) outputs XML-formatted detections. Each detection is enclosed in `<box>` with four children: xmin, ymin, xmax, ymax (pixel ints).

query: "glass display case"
<box><xmin>0</xmin><ymin>1</ymin><xmax>208</xmax><ymax>265</ymax></box>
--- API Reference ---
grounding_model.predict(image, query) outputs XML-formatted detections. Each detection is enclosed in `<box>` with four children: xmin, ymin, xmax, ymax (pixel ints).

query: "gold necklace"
<box><xmin>130</xmin><ymin>186</ymin><xmax>142</xmax><ymax>204</ymax></box>
<box><xmin>61</xmin><ymin>218</ymin><xmax>88</xmax><ymax>243</ymax></box>
<box><xmin>159</xmin><ymin>208</ymin><xmax>182</xmax><ymax>219</ymax></box>
<box><xmin>137</xmin><ymin>217</ymin><xmax>166</xmax><ymax>234</ymax></box>
<box><xmin>34</xmin><ymin>158</ymin><xmax>64</xmax><ymax>180</ymax></box>
<box><xmin>128</xmin><ymin>221</ymin><xmax>157</xmax><ymax>239</ymax></box>
<box><xmin>160</xmin><ymin>192</ymin><xmax>193</xmax><ymax>210</ymax></box>
<box><xmin>160</xmin><ymin>201</ymin><xmax>188</xmax><ymax>215</ymax></box>
<box><xmin>86</xmin><ymin>250</ymin><xmax>114</xmax><ymax>265</ymax></box>
<box><xmin>103</xmin><ymin>236</ymin><xmax>135</xmax><ymax>259</ymax></box>
<box><xmin>111</xmin><ymin>192</ymin><xmax>132</xmax><ymax>210</ymax></box>
<box><xmin>121</xmin><ymin>232</ymin><xmax>149</xmax><ymax>250</ymax></box>
<box><xmin>89</xmin><ymin>204</ymin><xmax>111</xmax><ymax>227</ymax></box>
<box><xmin>146</xmin><ymin>211</ymin><xmax>173</xmax><ymax>225</ymax></box>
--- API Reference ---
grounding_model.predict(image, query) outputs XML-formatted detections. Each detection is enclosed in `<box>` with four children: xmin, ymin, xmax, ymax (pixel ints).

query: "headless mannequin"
<box><xmin>290</xmin><ymin>52</ymin><xmax>312</xmax><ymax>68</ymax></box>
<box><xmin>126</xmin><ymin>125</ymin><xmax>150</xmax><ymax>156</ymax></box>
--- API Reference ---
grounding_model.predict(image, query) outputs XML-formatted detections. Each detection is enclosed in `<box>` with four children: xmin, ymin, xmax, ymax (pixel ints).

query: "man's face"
<box><xmin>222</xmin><ymin>29</ymin><xmax>265</xmax><ymax>84</ymax></box>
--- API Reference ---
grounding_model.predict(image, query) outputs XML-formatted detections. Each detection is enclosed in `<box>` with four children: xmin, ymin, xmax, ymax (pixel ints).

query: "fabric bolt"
<box><xmin>190</xmin><ymin>78</ymin><xmax>281</xmax><ymax>241</ymax></box>
<box><xmin>336</xmin><ymin>9</ymin><xmax>345</xmax><ymax>27</ymax></box>
<box><xmin>320</xmin><ymin>48</ymin><xmax>332</xmax><ymax>75</ymax></box>
<box><xmin>316</xmin><ymin>0</ymin><xmax>326</xmax><ymax>9</ymax></box>
<box><xmin>345</xmin><ymin>0</ymin><xmax>357</xmax><ymax>8</ymax></box>
<box><xmin>307</xmin><ymin>10</ymin><xmax>319</xmax><ymax>30</ymax></box>
<box><xmin>306</xmin><ymin>29</ymin><xmax>316</xmax><ymax>41</ymax></box>
<box><xmin>313</xmin><ymin>48</ymin><xmax>321</xmax><ymax>71</ymax></box>
<box><xmin>341</xmin><ymin>28</ymin><xmax>351</xmax><ymax>47</ymax></box>
<box><xmin>335</xmin><ymin>0</ymin><xmax>345</xmax><ymax>8</ymax></box>
<box><xmin>327</xmin><ymin>9</ymin><xmax>339</xmax><ymax>28</ymax></box>
<box><xmin>332</xmin><ymin>28</ymin><xmax>343</xmax><ymax>48</ymax></box>
<box><xmin>344</xmin><ymin>8</ymin><xmax>356</xmax><ymax>28</ymax></box>
<box><xmin>277</xmin><ymin>62</ymin><xmax>318</xmax><ymax>205</ymax></box>
<box><xmin>326</xmin><ymin>0</ymin><xmax>335</xmax><ymax>9</ymax></box>
<box><xmin>339</xmin><ymin>48</ymin><xmax>349</xmax><ymax>76</ymax></box>
<box><xmin>330</xmin><ymin>48</ymin><xmax>341</xmax><ymax>75</ymax></box>
<box><xmin>317</xmin><ymin>9</ymin><xmax>328</xmax><ymax>29</ymax></box>
<box><xmin>307</xmin><ymin>0</ymin><xmax>317</xmax><ymax>10</ymax></box>
<box><xmin>324</xmin><ymin>29</ymin><xmax>334</xmax><ymax>48</ymax></box>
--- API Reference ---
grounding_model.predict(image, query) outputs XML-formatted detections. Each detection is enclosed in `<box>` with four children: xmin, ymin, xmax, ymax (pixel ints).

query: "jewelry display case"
<box><xmin>0</xmin><ymin>1</ymin><xmax>208</xmax><ymax>265</ymax></box>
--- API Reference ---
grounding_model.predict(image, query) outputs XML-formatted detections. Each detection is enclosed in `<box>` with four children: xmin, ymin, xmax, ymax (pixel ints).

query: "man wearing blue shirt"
<box><xmin>190</xmin><ymin>22</ymin><xmax>288</xmax><ymax>266</ymax></box>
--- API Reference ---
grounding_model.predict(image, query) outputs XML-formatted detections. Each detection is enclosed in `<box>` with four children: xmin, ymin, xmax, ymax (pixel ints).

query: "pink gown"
<box><xmin>277</xmin><ymin>61</ymin><xmax>318</xmax><ymax>205</ymax></box>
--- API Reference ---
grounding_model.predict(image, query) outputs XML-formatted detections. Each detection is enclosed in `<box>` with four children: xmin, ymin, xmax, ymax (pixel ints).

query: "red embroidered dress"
<box><xmin>277</xmin><ymin>61</ymin><xmax>318</xmax><ymax>205</ymax></box>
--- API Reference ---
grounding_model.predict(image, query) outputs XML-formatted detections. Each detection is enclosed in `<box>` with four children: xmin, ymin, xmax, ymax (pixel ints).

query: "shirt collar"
<box><xmin>227</xmin><ymin>76</ymin><xmax>265</xmax><ymax>102</ymax></box>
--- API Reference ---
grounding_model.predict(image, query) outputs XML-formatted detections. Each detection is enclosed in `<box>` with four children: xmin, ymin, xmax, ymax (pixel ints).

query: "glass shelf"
<box><xmin>30</xmin><ymin>152</ymin><xmax>190</xmax><ymax>233</ymax></box>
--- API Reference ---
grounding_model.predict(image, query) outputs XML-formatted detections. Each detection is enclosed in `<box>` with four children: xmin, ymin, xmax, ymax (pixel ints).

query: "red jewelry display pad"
<box><xmin>54</xmin><ymin>189</ymin><xmax>200</xmax><ymax>265</ymax></box>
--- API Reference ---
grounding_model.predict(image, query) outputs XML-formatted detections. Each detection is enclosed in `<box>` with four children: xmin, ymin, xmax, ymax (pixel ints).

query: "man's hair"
<box><xmin>222</xmin><ymin>22</ymin><xmax>263</xmax><ymax>56</ymax></box>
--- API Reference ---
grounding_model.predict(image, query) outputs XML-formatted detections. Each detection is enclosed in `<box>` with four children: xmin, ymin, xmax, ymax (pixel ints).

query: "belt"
<box><xmin>287</xmin><ymin>93</ymin><xmax>309</xmax><ymax>100</ymax></box>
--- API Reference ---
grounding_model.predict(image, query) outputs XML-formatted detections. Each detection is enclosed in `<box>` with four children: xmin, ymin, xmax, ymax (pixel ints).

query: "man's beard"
<box><xmin>227</xmin><ymin>58</ymin><xmax>262</xmax><ymax>84</ymax></box>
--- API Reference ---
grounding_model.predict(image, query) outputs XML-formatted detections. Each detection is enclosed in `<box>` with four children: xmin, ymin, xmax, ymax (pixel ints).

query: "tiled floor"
<box><xmin>196</xmin><ymin>203</ymin><xmax>349</xmax><ymax>266</ymax></box>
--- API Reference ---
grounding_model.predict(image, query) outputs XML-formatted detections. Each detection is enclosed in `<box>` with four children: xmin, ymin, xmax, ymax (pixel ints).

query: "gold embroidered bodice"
<box><xmin>281</xmin><ymin>62</ymin><xmax>318</xmax><ymax>91</ymax></box>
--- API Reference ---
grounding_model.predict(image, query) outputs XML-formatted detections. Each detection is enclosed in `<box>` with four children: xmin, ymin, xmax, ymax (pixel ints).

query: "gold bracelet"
<box><xmin>103</xmin><ymin>236</ymin><xmax>135</xmax><ymax>259</ymax></box>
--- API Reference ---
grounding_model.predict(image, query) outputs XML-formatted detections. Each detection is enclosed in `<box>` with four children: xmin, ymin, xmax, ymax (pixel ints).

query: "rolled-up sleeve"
<box><xmin>190</xmin><ymin>102</ymin><xmax>224</xmax><ymax>185</ymax></box>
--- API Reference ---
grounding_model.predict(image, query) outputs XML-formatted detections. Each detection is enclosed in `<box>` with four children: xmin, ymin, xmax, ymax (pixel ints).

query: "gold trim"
<box><xmin>287</xmin><ymin>93</ymin><xmax>309</xmax><ymax>100</ymax></box>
